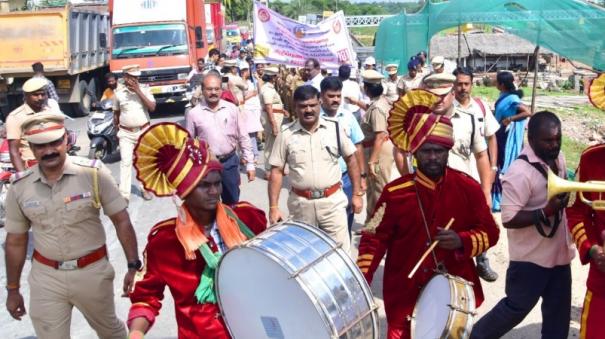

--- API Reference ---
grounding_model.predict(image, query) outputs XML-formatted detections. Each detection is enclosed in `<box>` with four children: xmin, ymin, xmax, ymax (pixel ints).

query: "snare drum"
<box><xmin>216</xmin><ymin>221</ymin><xmax>379</xmax><ymax>339</ymax></box>
<box><xmin>411</xmin><ymin>273</ymin><xmax>475</xmax><ymax>339</ymax></box>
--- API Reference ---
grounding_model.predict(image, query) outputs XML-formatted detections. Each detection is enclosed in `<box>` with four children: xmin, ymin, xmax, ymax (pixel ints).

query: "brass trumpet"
<box><xmin>547</xmin><ymin>169</ymin><xmax>605</xmax><ymax>210</ymax></box>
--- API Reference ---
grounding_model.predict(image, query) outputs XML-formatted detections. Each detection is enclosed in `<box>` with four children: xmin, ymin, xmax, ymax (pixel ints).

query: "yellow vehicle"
<box><xmin>225</xmin><ymin>24</ymin><xmax>241</xmax><ymax>45</ymax></box>
<box><xmin>0</xmin><ymin>4</ymin><xmax>109</xmax><ymax>118</ymax></box>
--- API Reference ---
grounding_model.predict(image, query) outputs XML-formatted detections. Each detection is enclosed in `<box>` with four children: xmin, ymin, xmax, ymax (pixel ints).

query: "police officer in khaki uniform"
<box><xmin>268</xmin><ymin>85</ymin><xmax>363</xmax><ymax>253</ymax></box>
<box><xmin>360</xmin><ymin>69</ymin><xmax>395</xmax><ymax>219</ymax></box>
<box><xmin>224</xmin><ymin>59</ymin><xmax>248</xmax><ymax>106</ymax></box>
<box><xmin>113</xmin><ymin>64</ymin><xmax>156</xmax><ymax>200</ymax></box>
<box><xmin>5</xmin><ymin>77</ymin><xmax>58</xmax><ymax>172</ymax></box>
<box><xmin>260</xmin><ymin>66</ymin><xmax>288</xmax><ymax>178</ymax></box>
<box><xmin>4</xmin><ymin>113</ymin><xmax>140</xmax><ymax>339</ymax></box>
<box><xmin>383</xmin><ymin>63</ymin><xmax>401</xmax><ymax>104</ymax></box>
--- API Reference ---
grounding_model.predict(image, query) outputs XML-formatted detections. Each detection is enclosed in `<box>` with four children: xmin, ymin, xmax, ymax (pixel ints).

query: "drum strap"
<box><xmin>414</xmin><ymin>182</ymin><xmax>440</xmax><ymax>270</ymax></box>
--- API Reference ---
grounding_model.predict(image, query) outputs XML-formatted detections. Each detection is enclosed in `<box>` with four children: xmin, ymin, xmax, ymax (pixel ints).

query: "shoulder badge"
<box><xmin>362</xmin><ymin>203</ymin><xmax>387</xmax><ymax>234</ymax></box>
<box><xmin>10</xmin><ymin>169</ymin><xmax>33</xmax><ymax>184</ymax></box>
<box><xmin>71</xmin><ymin>156</ymin><xmax>101</xmax><ymax>169</ymax></box>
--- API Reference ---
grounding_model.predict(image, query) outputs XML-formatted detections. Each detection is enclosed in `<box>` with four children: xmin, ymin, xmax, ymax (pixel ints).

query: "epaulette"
<box><xmin>148</xmin><ymin>218</ymin><xmax>176</xmax><ymax>238</ymax></box>
<box><xmin>387</xmin><ymin>180</ymin><xmax>415</xmax><ymax>193</ymax></box>
<box><xmin>71</xmin><ymin>156</ymin><xmax>101</xmax><ymax>168</ymax></box>
<box><xmin>10</xmin><ymin>169</ymin><xmax>32</xmax><ymax>184</ymax></box>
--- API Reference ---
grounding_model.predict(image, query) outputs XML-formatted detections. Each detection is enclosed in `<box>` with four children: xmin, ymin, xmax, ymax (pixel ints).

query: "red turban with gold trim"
<box><xmin>388</xmin><ymin>89</ymin><xmax>455</xmax><ymax>153</ymax></box>
<box><xmin>133</xmin><ymin>122</ymin><xmax>222</xmax><ymax>199</ymax></box>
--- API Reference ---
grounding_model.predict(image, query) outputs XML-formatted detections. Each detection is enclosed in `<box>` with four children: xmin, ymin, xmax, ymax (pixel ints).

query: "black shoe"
<box><xmin>476</xmin><ymin>258</ymin><xmax>499</xmax><ymax>282</ymax></box>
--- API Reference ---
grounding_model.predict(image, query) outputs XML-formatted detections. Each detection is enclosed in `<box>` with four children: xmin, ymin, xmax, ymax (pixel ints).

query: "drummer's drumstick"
<box><xmin>407</xmin><ymin>218</ymin><xmax>455</xmax><ymax>279</ymax></box>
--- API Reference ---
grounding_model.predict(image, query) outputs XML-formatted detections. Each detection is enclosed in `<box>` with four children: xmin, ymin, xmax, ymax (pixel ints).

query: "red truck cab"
<box><xmin>108</xmin><ymin>0</ymin><xmax>208</xmax><ymax>105</ymax></box>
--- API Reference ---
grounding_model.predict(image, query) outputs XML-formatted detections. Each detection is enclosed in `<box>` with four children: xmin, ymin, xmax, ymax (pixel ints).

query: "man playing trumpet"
<box><xmin>567</xmin><ymin>143</ymin><xmax>605</xmax><ymax>339</ymax></box>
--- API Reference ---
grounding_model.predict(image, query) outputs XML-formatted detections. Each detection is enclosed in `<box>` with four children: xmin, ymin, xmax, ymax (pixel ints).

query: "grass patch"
<box><xmin>350</xmin><ymin>27</ymin><xmax>377</xmax><ymax>46</ymax></box>
<box><xmin>562</xmin><ymin>136</ymin><xmax>587</xmax><ymax>171</ymax></box>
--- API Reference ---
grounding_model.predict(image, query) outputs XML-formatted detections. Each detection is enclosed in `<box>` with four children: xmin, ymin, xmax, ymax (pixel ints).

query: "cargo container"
<box><xmin>0</xmin><ymin>4</ymin><xmax>110</xmax><ymax>118</ymax></box>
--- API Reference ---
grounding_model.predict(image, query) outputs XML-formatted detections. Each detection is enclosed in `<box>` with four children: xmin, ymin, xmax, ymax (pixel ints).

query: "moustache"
<box><xmin>41</xmin><ymin>153</ymin><xmax>60</xmax><ymax>161</ymax></box>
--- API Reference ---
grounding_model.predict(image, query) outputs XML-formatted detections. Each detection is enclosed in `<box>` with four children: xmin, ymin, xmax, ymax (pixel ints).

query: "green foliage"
<box><xmin>225</xmin><ymin>1</ymin><xmax>425</xmax><ymax>22</ymax></box>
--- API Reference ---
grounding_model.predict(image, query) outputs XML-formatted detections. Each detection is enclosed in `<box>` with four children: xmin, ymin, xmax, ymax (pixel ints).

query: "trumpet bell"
<box><xmin>547</xmin><ymin>168</ymin><xmax>605</xmax><ymax>210</ymax></box>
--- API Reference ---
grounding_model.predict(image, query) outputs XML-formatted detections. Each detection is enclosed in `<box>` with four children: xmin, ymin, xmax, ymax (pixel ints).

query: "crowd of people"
<box><xmin>3</xmin><ymin>47</ymin><xmax>605</xmax><ymax>339</ymax></box>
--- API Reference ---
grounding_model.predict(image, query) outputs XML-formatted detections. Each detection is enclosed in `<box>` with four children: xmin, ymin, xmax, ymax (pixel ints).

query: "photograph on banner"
<box><xmin>253</xmin><ymin>1</ymin><xmax>357</xmax><ymax>70</ymax></box>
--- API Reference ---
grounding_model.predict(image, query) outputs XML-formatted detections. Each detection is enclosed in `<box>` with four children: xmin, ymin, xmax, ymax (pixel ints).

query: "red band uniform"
<box><xmin>566</xmin><ymin>144</ymin><xmax>605</xmax><ymax>339</ymax></box>
<box><xmin>126</xmin><ymin>123</ymin><xmax>267</xmax><ymax>338</ymax></box>
<box><xmin>357</xmin><ymin>92</ymin><xmax>500</xmax><ymax>339</ymax></box>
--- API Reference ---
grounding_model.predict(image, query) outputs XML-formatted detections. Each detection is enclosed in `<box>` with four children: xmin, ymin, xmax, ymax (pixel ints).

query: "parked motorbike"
<box><xmin>87</xmin><ymin>99</ymin><xmax>118</xmax><ymax>161</ymax></box>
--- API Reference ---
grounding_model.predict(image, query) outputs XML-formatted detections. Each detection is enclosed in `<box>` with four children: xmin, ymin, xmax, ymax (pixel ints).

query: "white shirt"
<box><xmin>306</xmin><ymin>73</ymin><xmax>324</xmax><ymax>92</ymax></box>
<box><xmin>341</xmin><ymin>79</ymin><xmax>363</xmax><ymax>114</ymax></box>
<box><xmin>454</xmin><ymin>98</ymin><xmax>500</xmax><ymax>137</ymax></box>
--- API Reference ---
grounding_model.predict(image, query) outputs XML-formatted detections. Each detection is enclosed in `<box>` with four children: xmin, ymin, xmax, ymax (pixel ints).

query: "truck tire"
<box><xmin>87</xmin><ymin>78</ymin><xmax>99</xmax><ymax>103</ymax></box>
<box><xmin>71</xmin><ymin>80</ymin><xmax>93</xmax><ymax>117</ymax></box>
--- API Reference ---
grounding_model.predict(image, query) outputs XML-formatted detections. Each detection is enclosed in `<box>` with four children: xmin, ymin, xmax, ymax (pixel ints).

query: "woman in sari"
<box><xmin>492</xmin><ymin>71</ymin><xmax>532</xmax><ymax>211</ymax></box>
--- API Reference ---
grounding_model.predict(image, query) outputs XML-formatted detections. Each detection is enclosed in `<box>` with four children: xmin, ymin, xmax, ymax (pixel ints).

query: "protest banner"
<box><xmin>253</xmin><ymin>1</ymin><xmax>357</xmax><ymax>70</ymax></box>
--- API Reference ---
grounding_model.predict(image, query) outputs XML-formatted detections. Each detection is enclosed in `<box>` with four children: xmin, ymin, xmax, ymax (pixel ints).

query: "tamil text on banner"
<box><xmin>253</xmin><ymin>1</ymin><xmax>357</xmax><ymax>70</ymax></box>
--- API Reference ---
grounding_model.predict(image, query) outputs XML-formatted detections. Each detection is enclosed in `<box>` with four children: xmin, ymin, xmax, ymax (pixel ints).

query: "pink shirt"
<box><xmin>185</xmin><ymin>99</ymin><xmax>254</xmax><ymax>171</ymax></box>
<box><xmin>501</xmin><ymin>145</ymin><xmax>575</xmax><ymax>268</ymax></box>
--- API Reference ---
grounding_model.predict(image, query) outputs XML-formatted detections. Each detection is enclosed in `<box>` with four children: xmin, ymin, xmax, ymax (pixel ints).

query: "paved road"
<box><xmin>1</xmin><ymin>105</ymin><xmax>588</xmax><ymax>338</ymax></box>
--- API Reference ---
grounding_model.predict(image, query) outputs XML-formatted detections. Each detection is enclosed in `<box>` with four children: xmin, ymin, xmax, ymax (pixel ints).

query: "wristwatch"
<box><xmin>360</xmin><ymin>172</ymin><xmax>368</xmax><ymax>179</ymax></box>
<box><xmin>127</xmin><ymin>259</ymin><xmax>142</xmax><ymax>270</ymax></box>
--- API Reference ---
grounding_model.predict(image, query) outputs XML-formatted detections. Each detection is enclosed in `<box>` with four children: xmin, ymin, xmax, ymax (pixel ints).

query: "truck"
<box><xmin>108</xmin><ymin>0</ymin><xmax>208</xmax><ymax>105</ymax></box>
<box><xmin>0</xmin><ymin>4</ymin><xmax>110</xmax><ymax>119</ymax></box>
<box><xmin>205</xmin><ymin>1</ymin><xmax>224</xmax><ymax>51</ymax></box>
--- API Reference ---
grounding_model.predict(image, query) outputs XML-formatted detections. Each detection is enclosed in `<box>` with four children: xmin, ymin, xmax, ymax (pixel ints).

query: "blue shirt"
<box><xmin>320</xmin><ymin>107</ymin><xmax>364</xmax><ymax>173</ymax></box>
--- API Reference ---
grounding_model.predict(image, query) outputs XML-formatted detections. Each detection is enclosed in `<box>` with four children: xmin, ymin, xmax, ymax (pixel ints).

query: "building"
<box><xmin>430</xmin><ymin>32</ymin><xmax>555</xmax><ymax>73</ymax></box>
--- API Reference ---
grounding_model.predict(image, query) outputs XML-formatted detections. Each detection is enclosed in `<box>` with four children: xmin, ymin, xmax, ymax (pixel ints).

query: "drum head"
<box><xmin>411</xmin><ymin>275</ymin><xmax>451</xmax><ymax>339</ymax></box>
<box><xmin>217</xmin><ymin>246</ymin><xmax>332</xmax><ymax>339</ymax></box>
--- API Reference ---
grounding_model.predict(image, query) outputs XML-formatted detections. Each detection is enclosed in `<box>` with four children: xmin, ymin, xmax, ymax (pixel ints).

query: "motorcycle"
<box><xmin>87</xmin><ymin>99</ymin><xmax>118</xmax><ymax>161</ymax></box>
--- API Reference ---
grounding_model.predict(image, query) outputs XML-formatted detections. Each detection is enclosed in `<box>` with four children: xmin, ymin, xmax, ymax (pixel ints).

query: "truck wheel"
<box><xmin>87</xmin><ymin>78</ymin><xmax>99</xmax><ymax>103</ymax></box>
<box><xmin>71</xmin><ymin>80</ymin><xmax>92</xmax><ymax>117</ymax></box>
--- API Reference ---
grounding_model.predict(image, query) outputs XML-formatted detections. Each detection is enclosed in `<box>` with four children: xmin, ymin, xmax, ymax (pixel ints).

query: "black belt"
<box><xmin>217</xmin><ymin>150</ymin><xmax>236</xmax><ymax>162</ymax></box>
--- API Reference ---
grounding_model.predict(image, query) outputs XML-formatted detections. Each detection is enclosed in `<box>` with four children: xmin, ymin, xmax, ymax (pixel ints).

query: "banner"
<box><xmin>253</xmin><ymin>1</ymin><xmax>357</xmax><ymax>70</ymax></box>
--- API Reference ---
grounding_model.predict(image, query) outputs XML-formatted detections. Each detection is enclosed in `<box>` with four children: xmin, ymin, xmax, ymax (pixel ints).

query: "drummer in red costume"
<box><xmin>356</xmin><ymin>90</ymin><xmax>500</xmax><ymax>339</ymax></box>
<box><xmin>126</xmin><ymin>123</ymin><xmax>266</xmax><ymax>339</ymax></box>
<box><xmin>566</xmin><ymin>143</ymin><xmax>605</xmax><ymax>339</ymax></box>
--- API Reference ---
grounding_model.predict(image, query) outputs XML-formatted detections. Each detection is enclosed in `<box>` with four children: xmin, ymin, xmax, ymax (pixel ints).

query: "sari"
<box><xmin>491</xmin><ymin>92</ymin><xmax>527</xmax><ymax>211</ymax></box>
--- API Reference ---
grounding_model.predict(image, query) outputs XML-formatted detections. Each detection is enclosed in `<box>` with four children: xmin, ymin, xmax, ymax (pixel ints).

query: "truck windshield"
<box><xmin>112</xmin><ymin>24</ymin><xmax>187</xmax><ymax>58</ymax></box>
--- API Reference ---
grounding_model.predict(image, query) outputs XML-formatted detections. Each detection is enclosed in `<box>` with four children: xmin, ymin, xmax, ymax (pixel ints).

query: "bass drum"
<box><xmin>216</xmin><ymin>221</ymin><xmax>379</xmax><ymax>339</ymax></box>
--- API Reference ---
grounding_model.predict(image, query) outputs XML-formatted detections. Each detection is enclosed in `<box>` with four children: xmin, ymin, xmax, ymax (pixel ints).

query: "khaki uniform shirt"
<box><xmin>361</xmin><ymin>95</ymin><xmax>391</xmax><ymax>143</ymax></box>
<box><xmin>260</xmin><ymin>82</ymin><xmax>283</xmax><ymax>111</ymax></box>
<box><xmin>269</xmin><ymin>117</ymin><xmax>356</xmax><ymax>190</ymax></box>
<box><xmin>113</xmin><ymin>83</ymin><xmax>155</xmax><ymax>128</ymax></box>
<box><xmin>448</xmin><ymin>109</ymin><xmax>488</xmax><ymax>175</ymax></box>
<box><xmin>5</xmin><ymin>157</ymin><xmax>127</xmax><ymax>261</ymax></box>
<box><xmin>396</xmin><ymin>74</ymin><xmax>422</xmax><ymax>94</ymax></box>
<box><xmin>383</xmin><ymin>76</ymin><xmax>400</xmax><ymax>103</ymax></box>
<box><xmin>226</xmin><ymin>73</ymin><xmax>248</xmax><ymax>105</ymax></box>
<box><xmin>5</xmin><ymin>103</ymin><xmax>55</xmax><ymax>161</ymax></box>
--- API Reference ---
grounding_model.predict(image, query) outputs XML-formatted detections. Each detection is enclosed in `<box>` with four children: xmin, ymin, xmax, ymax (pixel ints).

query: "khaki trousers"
<box><xmin>117</xmin><ymin>128</ymin><xmax>143</xmax><ymax>199</ymax></box>
<box><xmin>28</xmin><ymin>259</ymin><xmax>125</xmax><ymax>339</ymax></box>
<box><xmin>287</xmin><ymin>189</ymin><xmax>351</xmax><ymax>253</ymax></box>
<box><xmin>365</xmin><ymin>140</ymin><xmax>395</xmax><ymax>219</ymax></box>
<box><xmin>261</xmin><ymin>111</ymin><xmax>284</xmax><ymax>171</ymax></box>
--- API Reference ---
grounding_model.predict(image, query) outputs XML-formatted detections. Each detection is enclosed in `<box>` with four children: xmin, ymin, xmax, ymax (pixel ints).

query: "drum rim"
<box><xmin>215</xmin><ymin>221</ymin><xmax>380</xmax><ymax>339</ymax></box>
<box><xmin>410</xmin><ymin>273</ymin><xmax>475</xmax><ymax>339</ymax></box>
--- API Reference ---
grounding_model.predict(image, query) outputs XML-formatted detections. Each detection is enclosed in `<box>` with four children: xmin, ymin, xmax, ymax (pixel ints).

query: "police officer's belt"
<box><xmin>292</xmin><ymin>182</ymin><xmax>341</xmax><ymax>200</ymax></box>
<box><xmin>33</xmin><ymin>245</ymin><xmax>107</xmax><ymax>270</ymax></box>
<box><xmin>120</xmin><ymin>122</ymin><xmax>150</xmax><ymax>132</ymax></box>
<box><xmin>272</xmin><ymin>108</ymin><xmax>286</xmax><ymax>114</ymax></box>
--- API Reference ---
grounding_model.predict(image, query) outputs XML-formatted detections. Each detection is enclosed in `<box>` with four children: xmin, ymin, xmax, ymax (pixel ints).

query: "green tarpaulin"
<box><xmin>375</xmin><ymin>0</ymin><xmax>605</xmax><ymax>71</ymax></box>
